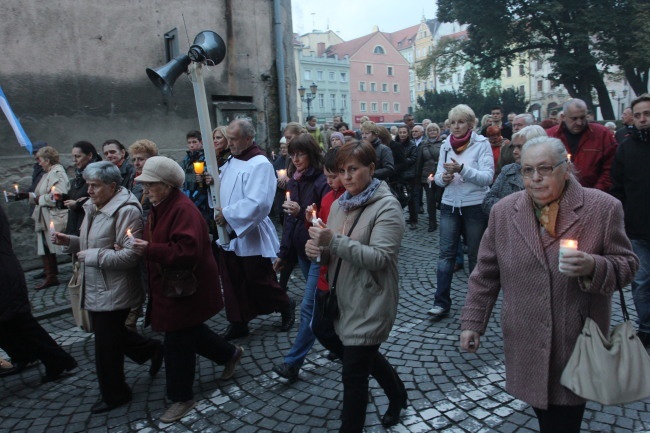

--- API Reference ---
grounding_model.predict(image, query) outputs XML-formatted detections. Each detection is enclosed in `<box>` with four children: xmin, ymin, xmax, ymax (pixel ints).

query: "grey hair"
<box><xmin>230</xmin><ymin>118</ymin><xmax>256</xmax><ymax>139</ymax></box>
<box><xmin>563</xmin><ymin>98</ymin><xmax>587</xmax><ymax>112</ymax></box>
<box><xmin>514</xmin><ymin>113</ymin><xmax>535</xmax><ymax>126</ymax></box>
<box><xmin>449</xmin><ymin>104</ymin><xmax>476</xmax><ymax>128</ymax></box>
<box><xmin>512</xmin><ymin>125</ymin><xmax>547</xmax><ymax>143</ymax></box>
<box><xmin>83</xmin><ymin>161</ymin><xmax>122</xmax><ymax>185</ymax></box>
<box><xmin>521</xmin><ymin>136</ymin><xmax>567</xmax><ymax>164</ymax></box>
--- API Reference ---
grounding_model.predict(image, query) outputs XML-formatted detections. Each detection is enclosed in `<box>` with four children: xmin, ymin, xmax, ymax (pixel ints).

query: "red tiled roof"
<box><xmin>326</xmin><ymin>32</ymin><xmax>376</xmax><ymax>58</ymax></box>
<box><xmin>385</xmin><ymin>24</ymin><xmax>420</xmax><ymax>51</ymax></box>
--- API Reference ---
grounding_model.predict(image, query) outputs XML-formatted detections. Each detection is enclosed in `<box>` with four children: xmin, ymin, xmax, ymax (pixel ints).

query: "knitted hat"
<box><xmin>134</xmin><ymin>156</ymin><xmax>184</xmax><ymax>188</ymax></box>
<box><xmin>330</xmin><ymin>132</ymin><xmax>344</xmax><ymax>143</ymax></box>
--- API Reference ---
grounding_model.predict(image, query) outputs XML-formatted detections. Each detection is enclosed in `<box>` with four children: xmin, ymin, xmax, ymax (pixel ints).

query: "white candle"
<box><xmin>427</xmin><ymin>173</ymin><xmax>434</xmax><ymax>188</ymax></box>
<box><xmin>14</xmin><ymin>184</ymin><xmax>18</xmax><ymax>194</ymax></box>
<box><xmin>559</xmin><ymin>239</ymin><xmax>578</xmax><ymax>272</ymax></box>
<box><xmin>49</xmin><ymin>220</ymin><xmax>55</xmax><ymax>235</ymax></box>
<box><xmin>126</xmin><ymin>228</ymin><xmax>134</xmax><ymax>240</ymax></box>
<box><xmin>285</xmin><ymin>191</ymin><xmax>290</xmax><ymax>201</ymax></box>
<box><xmin>567</xmin><ymin>153</ymin><xmax>572</xmax><ymax>163</ymax></box>
<box><xmin>311</xmin><ymin>210</ymin><xmax>322</xmax><ymax>263</ymax></box>
<box><xmin>3</xmin><ymin>190</ymin><xmax>8</xmax><ymax>203</ymax></box>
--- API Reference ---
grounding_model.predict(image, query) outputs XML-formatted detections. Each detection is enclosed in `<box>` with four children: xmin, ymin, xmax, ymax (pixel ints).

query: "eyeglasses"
<box><xmin>521</xmin><ymin>160</ymin><xmax>567</xmax><ymax>178</ymax></box>
<box><xmin>289</xmin><ymin>152</ymin><xmax>307</xmax><ymax>160</ymax></box>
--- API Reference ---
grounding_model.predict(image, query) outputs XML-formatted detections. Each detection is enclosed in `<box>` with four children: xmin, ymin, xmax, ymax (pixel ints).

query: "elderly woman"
<box><xmin>53</xmin><ymin>161</ymin><xmax>163</xmax><ymax>413</ymax></box>
<box><xmin>429</xmin><ymin>104</ymin><xmax>494</xmax><ymax>318</ymax></box>
<box><xmin>482</xmin><ymin>125</ymin><xmax>547</xmax><ymax>216</ymax></box>
<box><xmin>306</xmin><ymin>140</ymin><xmax>407</xmax><ymax>432</ymax></box>
<box><xmin>65</xmin><ymin>141</ymin><xmax>101</xmax><ymax>237</ymax></box>
<box><xmin>127</xmin><ymin>139</ymin><xmax>159</xmax><ymax>220</ymax></box>
<box><xmin>416</xmin><ymin>122</ymin><xmax>444</xmax><ymax>232</ymax></box>
<box><xmin>330</xmin><ymin>131</ymin><xmax>345</xmax><ymax>149</ymax></box>
<box><xmin>30</xmin><ymin>146</ymin><xmax>70</xmax><ymax>289</ymax></box>
<box><xmin>131</xmin><ymin>156</ymin><xmax>243</xmax><ymax>424</ymax></box>
<box><xmin>103</xmin><ymin>139</ymin><xmax>135</xmax><ymax>190</ymax></box>
<box><xmin>460</xmin><ymin>137</ymin><xmax>638</xmax><ymax>433</ymax></box>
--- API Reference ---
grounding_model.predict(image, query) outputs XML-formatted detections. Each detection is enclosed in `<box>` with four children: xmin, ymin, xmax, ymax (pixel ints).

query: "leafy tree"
<box><xmin>424</xmin><ymin>0</ymin><xmax>649</xmax><ymax>120</ymax></box>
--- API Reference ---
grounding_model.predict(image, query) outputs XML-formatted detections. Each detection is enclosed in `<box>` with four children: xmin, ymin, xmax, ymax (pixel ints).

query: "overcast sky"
<box><xmin>291</xmin><ymin>1</ymin><xmax>439</xmax><ymax>41</ymax></box>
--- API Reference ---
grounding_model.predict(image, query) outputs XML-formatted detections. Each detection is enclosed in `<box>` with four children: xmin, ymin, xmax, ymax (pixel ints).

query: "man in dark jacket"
<box><xmin>0</xmin><ymin>207</ymin><xmax>77</xmax><ymax>381</ymax></box>
<box><xmin>611</xmin><ymin>93</ymin><xmax>650</xmax><ymax>346</ymax></box>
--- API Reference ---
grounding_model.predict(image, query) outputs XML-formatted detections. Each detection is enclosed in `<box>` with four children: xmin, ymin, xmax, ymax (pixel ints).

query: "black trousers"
<box><xmin>0</xmin><ymin>312</ymin><xmax>74</xmax><ymax>376</ymax></box>
<box><xmin>533</xmin><ymin>404</ymin><xmax>586</xmax><ymax>433</ymax></box>
<box><xmin>164</xmin><ymin>322</ymin><xmax>236</xmax><ymax>402</ymax></box>
<box><xmin>312</xmin><ymin>290</ymin><xmax>403</xmax><ymax>433</ymax></box>
<box><xmin>91</xmin><ymin>309</ymin><xmax>160</xmax><ymax>404</ymax></box>
<box><xmin>420</xmin><ymin>182</ymin><xmax>438</xmax><ymax>228</ymax></box>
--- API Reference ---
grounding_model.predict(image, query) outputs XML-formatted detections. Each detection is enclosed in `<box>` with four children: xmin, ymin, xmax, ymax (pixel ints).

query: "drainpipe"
<box><xmin>273</xmin><ymin>0</ymin><xmax>288</xmax><ymax>128</ymax></box>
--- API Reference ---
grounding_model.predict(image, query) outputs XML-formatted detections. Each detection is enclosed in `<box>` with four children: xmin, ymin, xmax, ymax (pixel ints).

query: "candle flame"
<box><xmin>560</xmin><ymin>239</ymin><xmax>578</xmax><ymax>249</ymax></box>
<box><xmin>193</xmin><ymin>161</ymin><xmax>205</xmax><ymax>175</ymax></box>
<box><xmin>567</xmin><ymin>153</ymin><xmax>572</xmax><ymax>162</ymax></box>
<box><xmin>14</xmin><ymin>184</ymin><xmax>19</xmax><ymax>193</ymax></box>
<box><xmin>126</xmin><ymin>228</ymin><xmax>133</xmax><ymax>238</ymax></box>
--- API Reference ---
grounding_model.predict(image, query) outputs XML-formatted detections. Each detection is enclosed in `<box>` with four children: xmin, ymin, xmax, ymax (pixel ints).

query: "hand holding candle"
<box><xmin>193</xmin><ymin>161</ymin><xmax>206</xmax><ymax>187</ymax></box>
<box><xmin>49</xmin><ymin>220</ymin><xmax>55</xmax><ymax>235</ymax></box>
<box><xmin>558</xmin><ymin>239</ymin><xmax>595</xmax><ymax>277</ymax></box>
<box><xmin>126</xmin><ymin>228</ymin><xmax>134</xmax><ymax>241</ymax></box>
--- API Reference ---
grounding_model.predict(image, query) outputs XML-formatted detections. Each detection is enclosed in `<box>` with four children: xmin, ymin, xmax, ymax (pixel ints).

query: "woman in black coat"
<box><xmin>0</xmin><ymin>207</ymin><xmax>77</xmax><ymax>382</ymax></box>
<box><xmin>64</xmin><ymin>141</ymin><xmax>101</xmax><ymax>236</ymax></box>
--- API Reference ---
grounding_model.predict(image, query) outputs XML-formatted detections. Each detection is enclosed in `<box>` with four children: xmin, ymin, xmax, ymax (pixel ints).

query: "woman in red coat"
<box><xmin>132</xmin><ymin>156</ymin><xmax>243</xmax><ymax>424</ymax></box>
<box><xmin>460</xmin><ymin>137</ymin><xmax>638</xmax><ymax>433</ymax></box>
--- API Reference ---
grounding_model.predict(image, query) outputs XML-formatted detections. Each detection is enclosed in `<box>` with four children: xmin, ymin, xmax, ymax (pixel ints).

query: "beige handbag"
<box><xmin>560</xmin><ymin>285</ymin><xmax>650</xmax><ymax>405</ymax></box>
<box><xmin>68</xmin><ymin>261</ymin><xmax>93</xmax><ymax>333</ymax></box>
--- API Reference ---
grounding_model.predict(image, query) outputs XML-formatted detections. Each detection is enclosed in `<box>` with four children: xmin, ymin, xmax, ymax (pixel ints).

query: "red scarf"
<box><xmin>450</xmin><ymin>130</ymin><xmax>472</xmax><ymax>154</ymax></box>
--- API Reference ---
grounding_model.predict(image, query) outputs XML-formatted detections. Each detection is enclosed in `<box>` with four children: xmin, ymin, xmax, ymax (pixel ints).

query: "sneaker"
<box><xmin>221</xmin><ymin>346</ymin><xmax>244</xmax><ymax>380</ymax></box>
<box><xmin>280</xmin><ymin>298</ymin><xmax>296</xmax><ymax>331</ymax></box>
<box><xmin>272</xmin><ymin>363</ymin><xmax>299</xmax><ymax>381</ymax></box>
<box><xmin>427</xmin><ymin>306</ymin><xmax>449</xmax><ymax>317</ymax></box>
<box><xmin>160</xmin><ymin>400</ymin><xmax>196</xmax><ymax>423</ymax></box>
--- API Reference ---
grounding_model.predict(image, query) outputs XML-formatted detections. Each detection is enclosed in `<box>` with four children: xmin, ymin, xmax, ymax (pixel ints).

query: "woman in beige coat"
<box><xmin>460</xmin><ymin>137</ymin><xmax>638</xmax><ymax>433</ymax></box>
<box><xmin>30</xmin><ymin>146</ymin><xmax>69</xmax><ymax>289</ymax></box>
<box><xmin>306</xmin><ymin>140</ymin><xmax>407</xmax><ymax>432</ymax></box>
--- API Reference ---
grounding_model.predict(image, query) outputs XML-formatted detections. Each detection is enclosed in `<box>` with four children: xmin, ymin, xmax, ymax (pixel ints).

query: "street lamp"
<box><xmin>610</xmin><ymin>89</ymin><xmax>628</xmax><ymax>119</ymax></box>
<box><xmin>298</xmin><ymin>82</ymin><xmax>318</xmax><ymax>118</ymax></box>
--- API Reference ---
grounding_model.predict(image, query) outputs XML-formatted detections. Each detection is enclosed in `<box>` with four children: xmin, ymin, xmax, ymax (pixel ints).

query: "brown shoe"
<box><xmin>221</xmin><ymin>346</ymin><xmax>244</xmax><ymax>380</ymax></box>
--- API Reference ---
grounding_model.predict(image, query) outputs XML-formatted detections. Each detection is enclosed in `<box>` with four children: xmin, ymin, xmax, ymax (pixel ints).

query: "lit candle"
<box><xmin>559</xmin><ymin>239</ymin><xmax>578</xmax><ymax>272</ymax></box>
<box><xmin>277</xmin><ymin>169</ymin><xmax>287</xmax><ymax>180</ymax></box>
<box><xmin>14</xmin><ymin>184</ymin><xmax>18</xmax><ymax>194</ymax></box>
<box><xmin>192</xmin><ymin>161</ymin><xmax>205</xmax><ymax>175</ymax></box>
<box><xmin>427</xmin><ymin>173</ymin><xmax>434</xmax><ymax>188</ymax></box>
<box><xmin>272</xmin><ymin>151</ymin><xmax>276</xmax><ymax>160</ymax></box>
<box><xmin>285</xmin><ymin>191</ymin><xmax>290</xmax><ymax>201</ymax></box>
<box><xmin>567</xmin><ymin>153</ymin><xmax>572</xmax><ymax>163</ymax></box>
<box><xmin>49</xmin><ymin>220</ymin><xmax>55</xmax><ymax>235</ymax></box>
<box><xmin>126</xmin><ymin>228</ymin><xmax>133</xmax><ymax>240</ymax></box>
<box><xmin>3</xmin><ymin>190</ymin><xmax>8</xmax><ymax>203</ymax></box>
<box><xmin>312</xmin><ymin>210</ymin><xmax>321</xmax><ymax>263</ymax></box>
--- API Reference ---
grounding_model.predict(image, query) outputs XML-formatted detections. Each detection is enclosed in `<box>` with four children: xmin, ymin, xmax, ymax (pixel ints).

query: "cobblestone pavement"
<box><xmin>2</xmin><ymin>212</ymin><xmax>650</xmax><ymax>433</ymax></box>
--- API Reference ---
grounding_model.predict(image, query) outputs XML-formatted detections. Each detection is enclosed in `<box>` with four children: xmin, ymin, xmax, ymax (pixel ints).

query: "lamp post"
<box><xmin>298</xmin><ymin>82</ymin><xmax>318</xmax><ymax>118</ymax></box>
<box><xmin>610</xmin><ymin>89</ymin><xmax>628</xmax><ymax>119</ymax></box>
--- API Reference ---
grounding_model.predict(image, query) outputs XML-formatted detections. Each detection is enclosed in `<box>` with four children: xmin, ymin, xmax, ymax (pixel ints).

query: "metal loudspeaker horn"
<box><xmin>146</xmin><ymin>30</ymin><xmax>226</xmax><ymax>96</ymax></box>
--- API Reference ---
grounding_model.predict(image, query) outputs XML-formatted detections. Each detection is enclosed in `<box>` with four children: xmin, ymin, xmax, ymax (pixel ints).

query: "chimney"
<box><xmin>317</xmin><ymin>42</ymin><xmax>326</xmax><ymax>57</ymax></box>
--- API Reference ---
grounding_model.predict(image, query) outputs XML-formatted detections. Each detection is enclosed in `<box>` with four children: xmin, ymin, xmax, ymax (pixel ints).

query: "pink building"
<box><xmin>328</xmin><ymin>30</ymin><xmax>410</xmax><ymax>128</ymax></box>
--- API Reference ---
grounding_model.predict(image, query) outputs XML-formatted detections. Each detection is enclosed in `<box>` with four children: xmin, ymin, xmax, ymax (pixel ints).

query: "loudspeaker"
<box><xmin>146</xmin><ymin>30</ymin><xmax>226</xmax><ymax>96</ymax></box>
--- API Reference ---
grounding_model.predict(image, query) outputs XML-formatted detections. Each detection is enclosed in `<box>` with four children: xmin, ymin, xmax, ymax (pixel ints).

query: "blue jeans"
<box><xmin>284</xmin><ymin>257</ymin><xmax>320</xmax><ymax>367</ymax></box>
<box><xmin>434</xmin><ymin>204</ymin><xmax>487</xmax><ymax>311</ymax></box>
<box><xmin>631</xmin><ymin>239</ymin><xmax>650</xmax><ymax>333</ymax></box>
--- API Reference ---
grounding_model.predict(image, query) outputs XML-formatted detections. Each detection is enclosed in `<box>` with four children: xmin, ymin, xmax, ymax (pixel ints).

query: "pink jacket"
<box><xmin>461</xmin><ymin>177</ymin><xmax>638</xmax><ymax>409</ymax></box>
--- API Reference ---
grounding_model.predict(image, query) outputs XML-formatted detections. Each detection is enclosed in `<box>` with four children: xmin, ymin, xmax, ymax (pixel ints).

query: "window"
<box><xmin>387</xmin><ymin>66</ymin><xmax>393</xmax><ymax>76</ymax></box>
<box><xmin>340</xmin><ymin>72</ymin><xmax>347</xmax><ymax>82</ymax></box>
<box><xmin>394</xmin><ymin>103</ymin><xmax>400</xmax><ymax>113</ymax></box>
<box><xmin>374</xmin><ymin>45</ymin><xmax>385</xmax><ymax>54</ymax></box>
<box><xmin>304</xmin><ymin>70</ymin><xmax>312</xmax><ymax>80</ymax></box>
<box><xmin>318</xmin><ymin>93</ymin><xmax>325</xmax><ymax>108</ymax></box>
<box><xmin>382</xmin><ymin>83</ymin><xmax>388</xmax><ymax>92</ymax></box>
<box><xmin>359</xmin><ymin>81</ymin><xmax>366</xmax><ymax>92</ymax></box>
<box><xmin>370</xmin><ymin>82</ymin><xmax>376</xmax><ymax>92</ymax></box>
<box><xmin>536</xmin><ymin>59</ymin><xmax>543</xmax><ymax>71</ymax></box>
<box><xmin>330</xmin><ymin>94</ymin><xmax>336</xmax><ymax>109</ymax></box>
<box><xmin>519</xmin><ymin>85</ymin><xmax>525</xmax><ymax>96</ymax></box>
<box><xmin>366</xmin><ymin>65</ymin><xmax>373</xmax><ymax>75</ymax></box>
<box><xmin>371</xmin><ymin>102</ymin><xmax>378</xmax><ymax>113</ymax></box>
<box><xmin>519</xmin><ymin>64</ymin><xmax>525</xmax><ymax>75</ymax></box>
<box><xmin>317</xmin><ymin>70</ymin><xmax>323</xmax><ymax>81</ymax></box>
<box><xmin>329</xmin><ymin>71</ymin><xmax>335</xmax><ymax>81</ymax></box>
<box><xmin>382</xmin><ymin>102</ymin><xmax>389</xmax><ymax>112</ymax></box>
<box><xmin>537</xmin><ymin>80</ymin><xmax>543</xmax><ymax>92</ymax></box>
<box><xmin>506</xmin><ymin>67</ymin><xmax>512</xmax><ymax>78</ymax></box>
<box><xmin>360</xmin><ymin>102</ymin><xmax>367</xmax><ymax>112</ymax></box>
<box><xmin>164</xmin><ymin>28</ymin><xmax>179</xmax><ymax>62</ymax></box>
<box><xmin>341</xmin><ymin>94</ymin><xmax>347</xmax><ymax>108</ymax></box>
<box><xmin>393</xmin><ymin>84</ymin><xmax>399</xmax><ymax>93</ymax></box>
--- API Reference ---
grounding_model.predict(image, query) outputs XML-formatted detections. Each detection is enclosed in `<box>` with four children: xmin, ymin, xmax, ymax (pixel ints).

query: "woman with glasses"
<box><xmin>429</xmin><ymin>104</ymin><xmax>494</xmax><ymax>319</ymax></box>
<box><xmin>460</xmin><ymin>136</ymin><xmax>638</xmax><ymax>432</ymax></box>
<box><xmin>482</xmin><ymin>125</ymin><xmax>547</xmax><ymax>216</ymax></box>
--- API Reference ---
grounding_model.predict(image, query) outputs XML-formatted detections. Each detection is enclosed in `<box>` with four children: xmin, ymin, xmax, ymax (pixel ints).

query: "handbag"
<box><xmin>560</xmin><ymin>277</ymin><xmax>650</xmax><ymax>405</ymax></box>
<box><xmin>160</xmin><ymin>266</ymin><xmax>198</xmax><ymax>298</ymax></box>
<box><xmin>322</xmin><ymin>207</ymin><xmax>366</xmax><ymax>320</ymax></box>
<box><xmin>67</xmin><ymin>261</ymin><xmax>93</xmax><ymax>333</ymax></box>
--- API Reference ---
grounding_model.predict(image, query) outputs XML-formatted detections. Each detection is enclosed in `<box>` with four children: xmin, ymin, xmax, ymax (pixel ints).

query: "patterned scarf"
<box><xmin>533</xmin><ymin>200</ymin><xmax>560</xmax><ymax>237</ymax></box>
<box><xmin>450</xmin><ymin>130</ymin><xmax>472</xmax><ymax>154</ymax></box>
<box><xmin>338</xmin><ymin>178</ymin><xmax>381</xmax><ymax>212</ymax></box>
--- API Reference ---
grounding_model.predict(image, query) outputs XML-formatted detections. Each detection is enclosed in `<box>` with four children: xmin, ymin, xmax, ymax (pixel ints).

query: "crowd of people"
<box><xmin>1</xmin><ymin>93</ymin><xmax>649</xmax><ymax>432</ymax></box>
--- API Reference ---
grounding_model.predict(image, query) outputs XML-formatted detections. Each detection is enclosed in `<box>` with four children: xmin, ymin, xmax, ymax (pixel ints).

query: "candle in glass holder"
<box><xmin>559</xmin><ymin>239</ymin><xmax>578</xmax><ymax>272</ymax></box>
<box><xmin>193</xmin><ymin>161</ymin><xmax>205</xmax><ymax>175</ymax></box>
<box><xmin>277</xmin><ymin>169</ymin><xmax>287</xmax><ymax>180</ymax></box>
